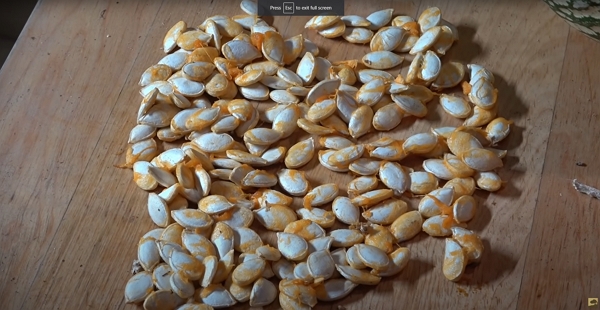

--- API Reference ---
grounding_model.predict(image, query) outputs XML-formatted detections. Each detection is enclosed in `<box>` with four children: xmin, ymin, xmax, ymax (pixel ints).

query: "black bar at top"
<box><xmin>257</xmin><ymin>0</ymin><xmax>345</xmax><ymax>16</ymax></box>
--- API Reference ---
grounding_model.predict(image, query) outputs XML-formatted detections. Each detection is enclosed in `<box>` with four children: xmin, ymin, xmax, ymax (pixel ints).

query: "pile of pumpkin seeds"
<box><xmin>122</xmin><ymin>1</ymin><xmax>512</xmax><ymax>309</ymax></box>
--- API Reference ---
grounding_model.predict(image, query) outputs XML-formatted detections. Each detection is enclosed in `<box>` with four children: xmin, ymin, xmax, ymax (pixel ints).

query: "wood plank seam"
<box><xmin>15</xmin><ymin>1</ymin><xmax>166</xmax><ymax>309</ymax></box>
<box><xmin>515</xmin><ymin>25</ymin><xmax>571</xmax><ymax>310</ymax></box>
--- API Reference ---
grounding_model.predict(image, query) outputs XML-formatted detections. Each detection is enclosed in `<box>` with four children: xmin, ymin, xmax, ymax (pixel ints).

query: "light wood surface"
<box><xmin>1</xmin><ymin>0</ymin><xmax>598</xmax><ymax>309</ymax></box>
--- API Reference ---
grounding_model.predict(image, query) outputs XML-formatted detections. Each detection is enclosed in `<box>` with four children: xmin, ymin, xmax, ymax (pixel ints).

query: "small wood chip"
<box><xmin>572</xmin><ymin>179</ymin><xmax>600</xmax><ymax>199</ymax></box>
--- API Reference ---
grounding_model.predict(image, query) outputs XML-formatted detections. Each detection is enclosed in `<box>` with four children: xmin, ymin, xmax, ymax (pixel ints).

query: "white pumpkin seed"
<box><xmin>443</xmin><ymin>238</ymin><xmax>466</xmax><ymax>282</ymax></box>
<box><xmin>143</xmin><ymin>290</ymin><xmax>186</xmax><ymax>310</ymax></box>
<box><xmin>366</xmin><ymin>8</ymin><xmax>394</xmax><ymax>31</ymax></box>
<box><xmin>277</xmin><ymin>232</ymin><xmax>309</xmax><ymax>261</ymax></box>
<box><xmin>423</xmin><ymin>158</ymin><xmax>455</xmax><ymax>180</ymax></box>
<box><xmin>303</xmin><ymin>183</ymin><xmax>339</xmax><ymax>208</ymax></box>
<box><xmin>362</xmin><ymin>199</ymin><xmax>407</xmax><ymax>225</ymax></box>
<box><xmin>348</xmin><ymin>158</ymin><xmax>381</xmax><ymax>176</ymax></box>
<box><xmin>418</xmin><ymin>187</ymin><xmax>455</xmax><ymax>218</ymax></box>
<box><xmin>315</xmin><ymin>278</ymin><xmax>358</xmax><ymax>302</ymax></box>
<box><xmin>378</xmin><ymin>161</ymin><xmax>410</xmax><ymax>195</ymax></box>
<box><xmin>249</xmin><ymin>277</ymin><xmax>277</xmax><ymax>307</ymax></box>
<box><xmin>198</xmin><ymin>284</ymin><xmax>237</xmax><ymax>308</ymax></box>
<box><xmin>329</xmin><ymin>229</ymin><xmax>364</xmax><ymax>247</ymax></box>
<box><xmin>389</xmin><ymin>211</ymin><xmax>423</xmax><ymax>242</ymax></box>
<box><xmin>453</xmin><ymin>195</ymin><xmax>477</xmax><ymax>223</ymax></box>
<box><xmin>371</xmin><ymin>247</ymin><xmax>410</xmax><ymax>277</ymax></box>
<box><xmin>277</xmin><ymin>168</ymin><xmax>310</xmax><ymax>196</ymax></box>
<box><xmin>254</xmin><ymin>204</ymin><xmax>297</xmax><ymax>231</ymax></box>
<box><xmin>362</xmin><ymin>51</ymin><xmax>404</xmax><ymax>70</ymax></box>
<box><xmin>335</xmin><ymin>264</ymin><xmax>381</xmax><ymax>285</ymax></box>
<box><xmin>296</xmin><ymin>52</ymin><xmax>317</xmax><ymax>84</ymax></box>
<box><xmin>474</xmin><ymin>171</ymin><xmax>502</xmax><ymax>192</ymax></box>
<box><xmin>410</xmin><ymin>26</ymin><xmax>442</xmax><ymax>55</ymax></box>
<box><xmin>232</xmin><ymin>226</ymin><xmax>263</xmax><ymax>252</ymax></box>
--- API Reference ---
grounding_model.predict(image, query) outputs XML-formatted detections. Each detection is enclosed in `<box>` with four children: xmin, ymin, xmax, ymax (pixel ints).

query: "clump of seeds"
<box><xmin>122</xmin><ymin>1</ymin><xmax>511</xmax><ymax>309</ymax></box>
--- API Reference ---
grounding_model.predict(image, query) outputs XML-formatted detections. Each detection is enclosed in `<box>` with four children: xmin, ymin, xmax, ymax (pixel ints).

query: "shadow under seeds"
<box><xmin>444</xmin><ymin>24</ymin><xmax>485</xmax><ymax>64</ymax></box>
<box><xmin>458</xmin><ymin>239</ymin><xmax>518</xmax><ymax>286</ymax></box>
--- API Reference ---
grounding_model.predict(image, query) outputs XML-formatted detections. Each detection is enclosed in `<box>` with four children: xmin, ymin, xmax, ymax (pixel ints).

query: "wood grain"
<box><xmin>517</xmin><ymin>28</ymin><xmax>600</xmax><ymax>310</ymax></box>
<box><xmin>0</xmin><ymin>0</ymin><xmax>595</xmax><ymax>309</ymax></box>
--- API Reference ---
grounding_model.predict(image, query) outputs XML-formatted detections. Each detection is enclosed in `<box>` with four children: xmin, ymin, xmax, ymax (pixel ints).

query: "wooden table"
<box><xmin>1</xmin><ymin>0</ymin><xmax>598</xmax><ymax>309</ymax></box>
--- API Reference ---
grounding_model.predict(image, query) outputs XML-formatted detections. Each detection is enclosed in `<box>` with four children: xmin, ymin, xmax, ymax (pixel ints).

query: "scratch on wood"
<box><xmin>101</xmin><ymin>9</ymin><xmax>106</xmax><ymax>19</ymax></box>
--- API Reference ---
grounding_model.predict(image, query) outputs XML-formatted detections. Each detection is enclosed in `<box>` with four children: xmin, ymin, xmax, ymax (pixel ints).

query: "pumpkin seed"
<box><xmin>329</xmin><ymin>229</ymin><xmax>364</xmax><ymax>247</ymax></box>
<box><xmin>474</xmin><ymin>171</ymin><xmax>502</xmax><ymax>192</ymax></box>
<box><xmin>373</xmin><ymin>103</ymin><xmax>404</xmax><ymax>131</ymax></box>
<box><xmin>378</xmin><ymin>161</ymin><xmax>410</xmax><ymax>195</ymax></box>
<box><xmin>148</xmin><ymin>193</ymin><xmax>171</xmax><ymax>227</ymax></box>
<box><xmin>243</xmin><ymin>127</ymin><xmax>282</xmax><ymax>145</ymax></box>
<box><xmin>279</xmin><ymin>279</ymin><xmax>318</xmax><ymax>307</ymax></box>
<box><xmin>364</xmin><ymin>224</ymin><xmax>395</xmax><ymax>254</ymax></box>
<box><xmin>296</xmin><ymin>208</ymin><xmax>336</xmax><ymax>229</ymax></box>
<box><xmin>256</xmin><ymin>245</ymin><xmax>282</xmax><ymax>262</ymax></box>
<box><xmin>243</xmin><ymin>60</ymin><xmax>279</xmax><ymax>75</ymax></box>
<box><xmin>356</xmin><ymin>78</ymin><xmax>387</xmax><ymax>106</ymax></box>
<box><xmin>272</xmin><ymin>258</ymin><xmax>296</xmax><ymax>281</ymax></box>
<box><xmin>346</xmin><ymin>245</ymin><xmax>367</xmax><ymax>269</ymax></box>
<box><xmin>335</xmin><ymin>264</ymin><xmax>381</xmax><ymax>285</ymax></box>
<box><xmin>362</xmin><ymin>51</ymin><xmax>404</xmax><ymax>70</ymax></box>
<box><xmin>485</xmin><ymin>117</ymin><xmax>512</xmax><ymax>144</ymax></box>
<box><xmin>143</xmin><ymin>290</ymin><xmax>186</xmax><ymax>310</ymax></box>
<box><xmin>418</xmin><ymin>6</ymin><xmax>442</xmax><ymax>33</ymax></box>
<box><xmin>366</xmin><ymin>8</ymin><xmax>394</xmax><ymax>31</ymax></box>
<box><xmin>152</xmin><ymin>263</ymin><xmax>172</xmax><ymax>291</ymax></box>
<box><xmin>459</xmin><ymin>148</ymin><xmax>503</xmax><ymax>172</ymax></box>
<box><xmin>468</xmin><ymin>77</ymin><xmax>497</xmax><ymax>110</ymax></box>
<box><xmin>318</xmin><ymin>20</ymin><xmax>346</xmax><ymax>38</ymax></box>
<box><xmin>232</xmin><ymin>226</ymin><xmax>262</xmax><ymax>253</ymax></box>
<box><xmin>254</xmin><ymin>204</ymin><xmax>297</xmax><ymax>231</ymax></box>
<box><xmin>163</xmin><ymin>21</ymin><xmax>187</xmax><ymax>53</ymax></box>
<box><xmin>418</xmin><ymin>187</ymin><xmax>455</xmax><ymax>218</ymax></box>
<box><xmin>277</xmin><ymin>232</ymin><xmax>309</xmax><ymax>261</ymax></box>
<box><xmin>371</xmin><ymin>26</ymin><xmax>405</xmax><ymax>51</ymax></box>
<box><xmin>349</xmin><ymin>158</ymin><xmax>382</xmax><ymax>176</ymax></box>
<box><xmin>451</xmin><ymin>227</ymin><xmax>484</xmax><ymax>263</ymax></box>
<box><xmin>453</xmin><ymin>195</ymin><xmax>477</xmax><ymax>223</ymax></box>
<box><xmin>443</xmin><ymin>238</ymin><xmax>466</xmax><ymax>282</ymax></box>
<box><xmin>197</xmin><ymin>284</ymin><xmax>237</xmax><ymax>308</ymax></box>
<box><xmin>362</xmin><ymin>198</ymin><xmax>408</xmax><ymax>225</ymax></box>
<box><xmin>422</xmin><ymin>215</ymin><xmax>465</xmax><ymax>237</ymax></box>
<box><xmin>307</xmin><ymin>98</ymin><xmax>337</xmax><ymax>123</ymax></box>
<box><xmin>283</xmin><ymin>34</ymin><xmax>305</xmax><ymax>65</ymax></box>
<box><xmin>389</xmin><ymin>211</ymin><xmax>423</xmax><ymax>242</ymax></box>
<box><xmin>357</xmin><ymin>69</ymin><xmax>394</xmax><ymax>84</ymax></box>
<box><xmin>319</xmin><ymin>149</ymin><xmax>350</xmax><ymax>172</ymax></box>
<box><xmin>371</xmin><ymin>247</ymin><xmax>410</xmax><ymax>277</ymax></box>
<box><xmin>347</xmin><ymin>176</ymin><xmax>379</xmax><ymax>198</ymax></box>
<box><xmin>343</xmin><ymin>27</ymin><xmax>374</xmax><ymax>44</ymax></box>
<box><xmin>307</xmin><ymin>250</ymin><xmax>335</xmax><ymax>280</ymax></box>
<box><xmin>410</xmin><ymin>26</ymin><xmax>442</xmax><ymax>55</ymax></box>
<box><xmin>348</xmin><ymin>105</ymin><xmax>374</xmax><ymax>139</ymax></box>
<box><xmin>419</xmin><ymin>50</ymin><xmax>441</xmax><ymax>82</ymax></box>
<box><xmin>315</xmin><ymin>278</ymin><xmax>358</xmax><ymax>302</ymax></box>
<box><xmin>305</xmin><ymin>15</ymin><xmax>341</xmax><ymax>30</ymax></box>
<box><xmin>332</xmin><ymin>197</ymin><xmax>361</xmax><ymax>225</ymax></box>
<box><xmin>308</xmin><ymin>236</ymin><xmax>333</xmax><ymax>253</ymax></box>
<box><xmin>468</xmin><ymin>64</ymin><xmax>495</xmax><ymax>84</ymax></box>
<box><xmin>277</xmin><ymin>168</ymin><xmax>310</xmax><ymax>196</ymax></box>
<box><xmin>423</xmin><ymin>158</ymin><xmax>455</xmax><ymax>180</ymax></box>
<box><xmin>249</xmin><ymin>277</ymin><xmax>277</xmax><ymax>307</ymax></box>
<box><xmin>391</xmin><ymin>94</ymin><xmax>427</xmax><ymax>117</ymax></box>
<box><xmin>221</xmin><ymin>40</ymin><xmax>261</xmax><ymax>65</ymax></box>
<box><xmin>296</xmin><ymin>52</ymin><xmax>317</xmax><ymax>85</ymax></box>
<box><xmin>232</xmin><ymin>257</ymin><xmax>266</xmax><ymax>286</ymax></box>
